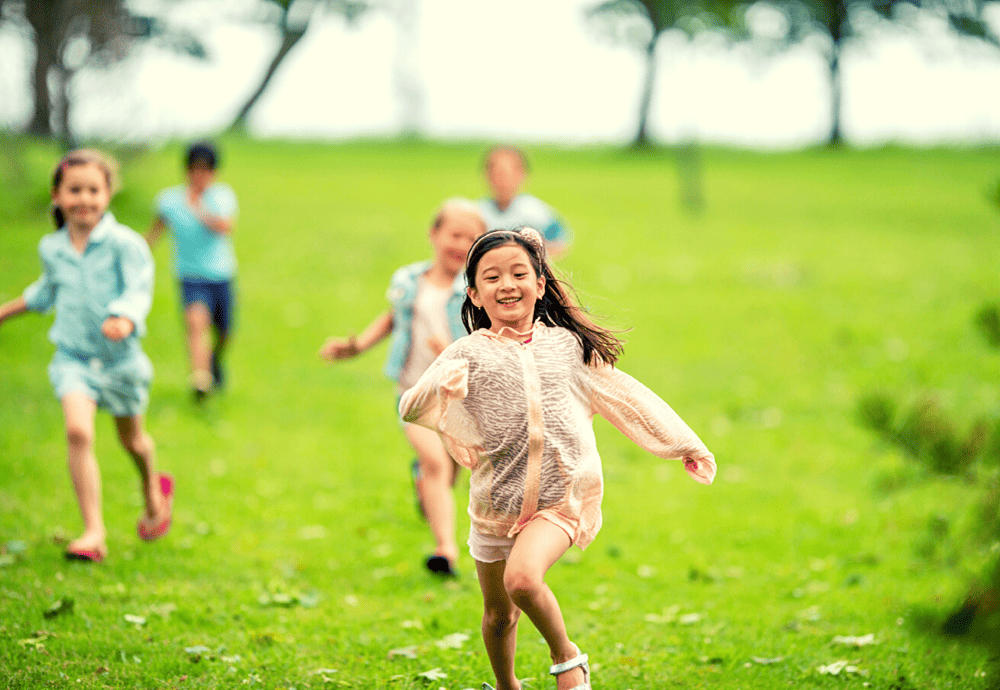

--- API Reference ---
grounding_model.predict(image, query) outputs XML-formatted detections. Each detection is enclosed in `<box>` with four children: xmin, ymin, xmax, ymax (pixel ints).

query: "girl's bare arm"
<box><xmin>319</xmin><ymin>310</ymin><xmax>394</xmax><ymax>360</ymax></box>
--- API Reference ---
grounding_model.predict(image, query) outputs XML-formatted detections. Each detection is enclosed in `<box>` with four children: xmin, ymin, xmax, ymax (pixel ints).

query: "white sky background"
<box><xmin>0</xmin><ymin>0</ymin><xmax>998</xmax><ymax>147</ymax></box>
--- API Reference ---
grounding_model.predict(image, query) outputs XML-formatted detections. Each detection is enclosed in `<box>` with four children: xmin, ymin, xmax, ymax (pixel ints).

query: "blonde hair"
<box><xmin>51</xmin><ymin>149</ymin><xmax>121</xmax><ymax>228</ymax></box>
<box><xmin>432</xmin><ymin>197</ymin><xmax>486</xmax><ymax>234</ymax></box>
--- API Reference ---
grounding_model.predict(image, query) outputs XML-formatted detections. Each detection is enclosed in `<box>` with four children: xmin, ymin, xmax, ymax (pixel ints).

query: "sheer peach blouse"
<box><xmin>399</xmin><ymin>322</ymin><xmax>715</xmax><ymax>549</ymax></box>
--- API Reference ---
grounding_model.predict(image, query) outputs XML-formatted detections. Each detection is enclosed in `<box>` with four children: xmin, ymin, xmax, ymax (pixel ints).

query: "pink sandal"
<box><xmin>65</xmin><ymin>545</ymin><xmax>107</xmax><ymax>563</ymax></box>
<box><xmin>137</xmin><ymin>473</ymin><xmax>174</xmax><ymax>541</ymax></box>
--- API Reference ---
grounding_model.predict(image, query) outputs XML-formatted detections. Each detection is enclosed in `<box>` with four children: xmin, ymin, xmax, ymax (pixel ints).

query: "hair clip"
<box><xmin>517</xmin><ymin>227</ymin><xmax>546</xmax><ymax>256</ymax></box>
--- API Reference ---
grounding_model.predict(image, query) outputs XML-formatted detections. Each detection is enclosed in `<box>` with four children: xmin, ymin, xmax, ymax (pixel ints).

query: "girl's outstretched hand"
<box><xmin>319</xmin><ymin>334</ymin><xmax>359</xmax><ymax>361</ymax></box>
<box><xmin>102</xmin><ymin>316</ymin><xmax>135</xmax><ymax>341</ymax></box>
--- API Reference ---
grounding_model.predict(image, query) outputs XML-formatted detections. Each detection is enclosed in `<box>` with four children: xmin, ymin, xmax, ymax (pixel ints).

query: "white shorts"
<box><xmin>468</xmin><ymin>530</ymin><xmax>516</xmax><ymax>564</ymax></box>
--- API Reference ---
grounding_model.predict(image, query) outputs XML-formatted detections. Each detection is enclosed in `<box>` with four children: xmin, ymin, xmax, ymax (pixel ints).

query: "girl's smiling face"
<box><xmin>468</xmin><ymin>243</ymin><xmax>545</xmax><ymax>335</ymax></box>
<box><xmin>51</xmin><ymin>162</ymin><xmax>110</xmax><ymax>231</ymax></box>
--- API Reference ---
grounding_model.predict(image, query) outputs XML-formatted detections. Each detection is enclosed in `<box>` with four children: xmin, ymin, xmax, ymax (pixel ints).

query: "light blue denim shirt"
<box><xmin>477</xmin><ymin>193</ymin><xmax>572</xmax><ymax>247</ymax></box>
<box><xmin>155</xmin><ymin>183</ymin><xmax>238</xmax><ymax>281</ymax></box>
<box><xmin>22</xmin><ymin>212</ymin><xmax>154</xmax><ymax>362</ymax></box>
<box><xmin>383</xmin><ymin>260</ymin><xmax>468</xmax><ymax>382</ymax></box>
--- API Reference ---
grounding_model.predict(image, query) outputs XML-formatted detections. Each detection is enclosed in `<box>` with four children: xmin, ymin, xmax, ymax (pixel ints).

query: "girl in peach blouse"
<box><xmin>400</xmin><ymin>227</ymin><xmax>715</xmax><ymax>690</ymax></box>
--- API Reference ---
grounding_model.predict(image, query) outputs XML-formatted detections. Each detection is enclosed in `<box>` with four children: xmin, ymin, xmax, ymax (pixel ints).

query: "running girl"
<box><xmin>0</xmin><ymin>149</ymin><xmax>173</xmax><ymax>563</ymax></box>
<box><xmin>400</xmin><ymin>227</ymin><xmax>715</xmax><ymax>689</ymax></box>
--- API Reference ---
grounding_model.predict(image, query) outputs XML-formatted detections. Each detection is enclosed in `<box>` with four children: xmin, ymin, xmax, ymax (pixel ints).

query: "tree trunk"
<box><xmin>52</xmin><ymin>65</ymin><xmax>76</xmax><ymax>149</ymax></box>
<box><xmin>826</xmin><ymin>0</ymin><xmax>848</xmax><ymax>147</ymax></box>
<box><xmin>227</xmin><ymin>25</ymin><xmax>307</xmax><ymax>133</ymax></box>
<box><xmin>828</xmin><ymin>39</ymin><xmax>843</xmax><ymax>147</ymax></box>
<box><xmin>632</xmin><ymin>34</ymin><xmax>658</xmax><ymax>148</ymax></box>
<box><xmin>24</xmin><ymin>0</ymin><xmax>57</xmax><ymax>136</ymax></box>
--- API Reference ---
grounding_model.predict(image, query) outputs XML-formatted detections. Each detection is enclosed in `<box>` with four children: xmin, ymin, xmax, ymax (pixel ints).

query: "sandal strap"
<box><xmin>549</xmin><ymin>652</ymin><xmax>589</xmax><ymax>676</ymax></box>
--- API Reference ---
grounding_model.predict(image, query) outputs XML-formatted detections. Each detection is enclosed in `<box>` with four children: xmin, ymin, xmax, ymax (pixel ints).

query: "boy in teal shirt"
<box><xmin>147</xmin><ymin>142</ymin><xmax>239</xmax><ymax>401</ymax></box>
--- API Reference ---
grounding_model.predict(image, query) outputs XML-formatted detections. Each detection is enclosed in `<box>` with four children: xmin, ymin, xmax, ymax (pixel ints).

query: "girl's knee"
<box><xmin>120</xmin><ymin>429</ymin><xmax>152</xmax><ymax>457</ymax></box>
<box><xmin>65</xmin><ymin>423</ymin><xmax>93</xmax><ymax>450</ymax></box>
<box><xmin>482</xmin><ymin>606</ymin><xmax>520</xmax><ymax>637</ymax></box>
<box><xmin>503</xmin><ymin>568</ymin><xmax>542</xmax><ymax>605</ymax></box>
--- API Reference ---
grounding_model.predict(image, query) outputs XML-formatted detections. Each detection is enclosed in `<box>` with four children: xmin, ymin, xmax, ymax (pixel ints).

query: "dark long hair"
<box><xmin>462</xmin><ymin>227</ymin><xmax>624</xmax><ymax>366</ymax></box>
<box><xmin>50</xmin><ymin>149</ymin><xmax>118</xmax><ymax>229</ymax></box>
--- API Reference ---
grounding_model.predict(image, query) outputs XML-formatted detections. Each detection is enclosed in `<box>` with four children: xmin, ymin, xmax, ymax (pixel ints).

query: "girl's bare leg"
<box><xmin>61</xmin><ymin>393</ymin><xmax>105</xmax><ymax>553</ymax></box>
<box><xmin>476</xmin><ymin>559</ymin><xmax>522</xmax><ymax>690</ymax></box>
<box><xmin>114</xmin><ymin>415</ymin><xmax>166</xmax><ymax>525</ymax></box>
<box><xmin>184</xmin><ymin>302</ymin><xmax>212</xmax><ymax>392</ymax></box>
<box><xmin>404</xmin><ymin>423</ymin><xmax>459</xmax><ymax>565</ymax></box>
<box><xmin>503</xmin><ymin>519</ymin><xmax>585</xmax><ymax>690</ymax></box>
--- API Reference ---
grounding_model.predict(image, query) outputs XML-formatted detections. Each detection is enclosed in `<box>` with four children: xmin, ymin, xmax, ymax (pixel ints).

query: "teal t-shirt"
<box><xmin>155</xmin><ymin>183</ymin><xmax>238</xmax><ymax>281</ymax></box>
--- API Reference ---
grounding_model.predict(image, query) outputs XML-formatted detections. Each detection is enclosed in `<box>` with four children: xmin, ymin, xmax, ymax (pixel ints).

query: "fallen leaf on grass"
<box><xmin>417</xmin><ymin>667</ymin><xmax>447</xmax><ymax>681</ymax></box>
<box><xmin>831</xmin><ymin>633</ymin><xmax>877</xmax><ymax>647</ymax></box>
<box><xmin>18</xmin><ymin>633</ymin><xmax>49</xmax><ymax>647</ymax></box>
<box><xmin>43</xmin><ymin>598</ymin><xmax>73</xmax><ymax>619</ymax></box>
<box><xmin>817</xmin><ymin>660</ymin><xmax>868</xmax><ymax>676</ymax></box>
<box><xmin>388</xmin><ymin>645</ymin><xmax>420</xmax><ymax>659</ymax></box>
<box><xmin>5</xmin><ymin>540</ymin><xmax>27</xmax><ymax>554</ymax></box>
<box><xmin>149</xmin><ymin>603</ymin><xmax>177</xmax><ymax>619</ymax></box>
<box><xmin>435</xmin><ymin>632</ymin><xmax>470</xmax><ymax>649</ymax></box>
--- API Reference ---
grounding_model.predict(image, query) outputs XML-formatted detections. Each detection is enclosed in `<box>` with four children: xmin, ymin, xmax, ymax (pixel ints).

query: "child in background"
<box><xmin>0</xmin><ymin>149</ymin><xmax>173</xmax><ymax>563</ymax></box>
<box><xmin>320</xmin><ymin>198</ymin><xmax>486</xmax><ymax>576</ymax></box>
<box><xmin>478</xmin><ymin>146</ymin><xmax>572</xmax><ymax>259</ymax></box>
<box><xmin>400</xmin><ymin>227</ymin><xmax>715</xmax><ymax>690</ymax></box>
<box><xmin>146</xmin><ymin>142</ymin><xmax>239</xmax><ymax>402</ymax></box>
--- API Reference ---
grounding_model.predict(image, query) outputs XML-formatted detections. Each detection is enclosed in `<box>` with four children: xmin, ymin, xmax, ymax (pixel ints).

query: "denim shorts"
<box><xmin>180</xmin><ymin>279</ymin><xmax>234</xmax><ymax>335</ymax></box>
<box><xmin>49</xmin><ymin>349</ymin><xmax>153</xmax><ymax>417</ymax></box>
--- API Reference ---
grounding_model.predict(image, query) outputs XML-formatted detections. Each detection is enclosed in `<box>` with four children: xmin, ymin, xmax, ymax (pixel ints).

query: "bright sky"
<box><xmin>0</xmin><ymin>0</ymin><xmax>998</xmax><ymax>147</ymax></box>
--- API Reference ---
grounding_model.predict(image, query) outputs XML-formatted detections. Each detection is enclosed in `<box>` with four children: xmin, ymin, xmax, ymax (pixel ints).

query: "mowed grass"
<box><xmin>1</xmin><ymin>139</ymin><xmax>998</xmax><ymax>689</ymax></box>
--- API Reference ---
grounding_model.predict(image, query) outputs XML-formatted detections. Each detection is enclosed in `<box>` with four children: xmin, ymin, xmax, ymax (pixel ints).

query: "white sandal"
<box><xmin>549</xmin><ymin>644</ymin><xmax>591</xmax><ymax>689</ymax></box>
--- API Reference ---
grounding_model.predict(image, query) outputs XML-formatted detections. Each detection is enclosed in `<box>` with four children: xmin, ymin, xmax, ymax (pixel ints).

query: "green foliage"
<box><xmin>975</xmin><ymin>302</ymin><xmax>1000</xmax><ymax>348</ymax></box>
<box><xmin>857</xmin><ymin>394</ymin><xmax>988</xmax><ymax>475</ymax></box>
<box><xmin>2</xmin><ymin>140</ymin><xmax>999</xmax><ymax>688</ymax></box>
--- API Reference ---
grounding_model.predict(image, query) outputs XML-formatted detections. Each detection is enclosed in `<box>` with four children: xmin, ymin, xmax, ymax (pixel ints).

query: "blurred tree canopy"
<box><xmin>586</xmin><ymin>0</ymin><xmax>743</xmax><ymax>148</ymax></box>
<box><xmin>226</xmin><ymin>0</ymin><xmax>371</xmax><ymax>132</ymax></box>
<box><xmin>744</xmin><ymin>0</ymin><xmax>1000</xmax><ymax>145</ymax></box>
<box><xmin>0</xmin><ymin>0</ymin><xmax>204</xmax><ymax>146</ymax></box>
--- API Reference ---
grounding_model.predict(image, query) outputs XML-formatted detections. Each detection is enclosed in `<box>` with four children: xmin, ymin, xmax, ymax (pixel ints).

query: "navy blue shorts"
<box><xmin>180</xmin><ymin>279</ymin><xmax>234</xmax><ymax>335</ymax></box>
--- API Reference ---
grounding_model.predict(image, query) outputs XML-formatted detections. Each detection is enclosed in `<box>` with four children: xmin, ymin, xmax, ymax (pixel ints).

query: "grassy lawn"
<box><xmin>0</xmin><ymin>139</ymin><xmax>998</xmax><ymax>689</ymax></box>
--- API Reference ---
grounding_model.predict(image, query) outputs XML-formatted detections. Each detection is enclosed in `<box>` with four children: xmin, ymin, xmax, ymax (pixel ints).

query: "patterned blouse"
<box><xmin>399</xmin><ymin>322</ymin><xmax>716</xmax><ymax>550</ymax></box>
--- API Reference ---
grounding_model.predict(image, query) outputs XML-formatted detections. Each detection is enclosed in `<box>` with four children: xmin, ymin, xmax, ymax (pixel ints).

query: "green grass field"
<box><xmin>1</xmin><ymin>139</ymin><xmax>998</xmax><ymax>689</ymax></box>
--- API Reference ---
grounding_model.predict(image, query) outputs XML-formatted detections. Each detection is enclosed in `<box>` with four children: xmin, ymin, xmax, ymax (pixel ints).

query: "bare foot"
<box><xmin>66</xmin><ymin>532</ymin><xmax>108</xmax><ymax>561</ymax></box>
<box><xmin>137</xmin><ymin>474</ymin><xmax>174</xmax><ymax>541</ymax></box>
<box><xmin>553</xmin><ymin>667</ymin><xmax>585</xmax><ymax>690</ymax></box>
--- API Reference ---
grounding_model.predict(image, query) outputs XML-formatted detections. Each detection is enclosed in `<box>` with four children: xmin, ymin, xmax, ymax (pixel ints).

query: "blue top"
<box><xmin>155</xmin><ymin>183</ymin><xmax>239</xmax><ymax>281</ymax></box>
<box><xmin>477</xmin><ymin>193</ymin><xmax>572</xmax><ymax>247</ymax></box>
<box><xmin>383</xmin><ymin>260</ymin><xmax>469</xmax><ymax>382</ymax></box>
<box><xmin>22</xmin><ymin>212</ymin><xmax>154</xmax><ymax>362</ymax></box>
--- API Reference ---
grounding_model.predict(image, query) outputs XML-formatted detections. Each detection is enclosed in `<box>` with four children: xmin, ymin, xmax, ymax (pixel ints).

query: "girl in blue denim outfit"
<box><xmin>320</xmin><ymin>198</ymin><xmax>485</xmax><ymax>575</ymax></box>
<box><xmin>0</xmin><ymin>150</ymin><xmax>173</xmax><ymax>563</ymax></box>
